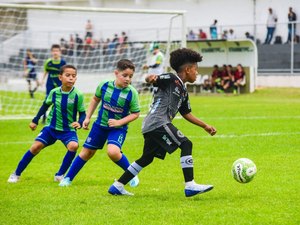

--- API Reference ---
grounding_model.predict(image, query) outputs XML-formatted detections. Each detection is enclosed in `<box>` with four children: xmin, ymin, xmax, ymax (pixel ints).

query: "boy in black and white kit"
<box><xmin>108</xmin><ymin>48</ymin><xmax>217</xmax><ymax>197</ymax></box>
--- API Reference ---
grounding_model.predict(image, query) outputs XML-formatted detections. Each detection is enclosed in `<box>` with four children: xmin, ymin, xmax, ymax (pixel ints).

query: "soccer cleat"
<box><xmin>59</xmin><ymin>177</ymin><xmax>72</xmax><ymax>187</ymax></box>
<box><xmin>54</xmin><ymin>174</ymin><xmax>64</xmax><ymax>182</ymax></box>
<box><xmin>7</xmin><ymin>173</ymin><xmax>20</xmax><ymax>183</ymax></box>
<box><xmin>108</xmin><ymin>182</ymin><xmax>134</xmax><ymax>196</ymax></box>
<box><xmin>184</xmin><ymin>183</ymin><xmax>214</xmax><ymax>197</ymax></box>
<box><xmin>129</xmin><ymin>176</ymin><xmax>139</xmax><ymax>187</ymax></box>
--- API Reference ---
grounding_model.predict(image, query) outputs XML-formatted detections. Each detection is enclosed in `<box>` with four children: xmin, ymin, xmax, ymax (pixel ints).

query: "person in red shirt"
<box><xmin>198</xmin><ymin>29</ymin><xmax>207</xmax><ymax>40</ymax></box>
<box><xmin>222</xmin><ymin>64</ymin><xmax>235</xmax><ymax>91</ymax></box>
<box><xmin>233</xmin><ymin>64</ymin><xmax>245</xmax><ymax>94</ymax></box>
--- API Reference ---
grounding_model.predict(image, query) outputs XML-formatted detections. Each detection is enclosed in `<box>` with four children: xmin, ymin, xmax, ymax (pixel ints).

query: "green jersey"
<box><xmin>94</xmin><ymin>80</ymin><xmax>140</xmax><ymax>130</ymax></box>
<box><xmin>45</xmin><ymin>87</ymin><xmax>85</xmax><ymax>131</ymax></box>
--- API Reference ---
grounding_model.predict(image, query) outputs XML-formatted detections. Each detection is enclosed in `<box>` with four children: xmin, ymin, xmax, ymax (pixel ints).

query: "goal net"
<box><xmin>0</xmin><ymin>4</ymin><xmax>186</xmax><ymax>119</ymax></box>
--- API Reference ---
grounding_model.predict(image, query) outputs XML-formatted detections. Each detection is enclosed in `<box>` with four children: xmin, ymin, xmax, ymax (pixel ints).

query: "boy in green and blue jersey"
<box><xmin>59</xmin><ymin>59</ymin><xmax>140</xmax><ymax>187</ymax></box>
<box><xmin>8</xmin><ymin>65</ymin><xmax>86</xmax><ymax>183</ymax></box>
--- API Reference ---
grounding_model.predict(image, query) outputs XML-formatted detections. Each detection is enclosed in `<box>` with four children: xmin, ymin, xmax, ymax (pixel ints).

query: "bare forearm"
<box><xmin>86</xmin><ymin>96</ymin><xmax>100</xmax><ymax>119</ymax></box>
<box><xmin>183</xmin><ymin>113</ymin><xmax>207</xmax><ymax>128</ymax></box>
<box><xmin>117</xmin><ymin>113</ymin><xmax>139</xmax><ymax>126</ymax></box>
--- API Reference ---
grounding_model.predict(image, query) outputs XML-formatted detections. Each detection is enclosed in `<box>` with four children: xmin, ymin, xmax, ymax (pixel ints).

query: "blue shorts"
<box><xmin>83</xmin><ymin>123</ymin><xmax>127</xmax><ymax>150</ymax></box>
<box><xmin>35</xmin><ymin>126</ymin><xmax>78</xmax><ymax>147</ymax></box>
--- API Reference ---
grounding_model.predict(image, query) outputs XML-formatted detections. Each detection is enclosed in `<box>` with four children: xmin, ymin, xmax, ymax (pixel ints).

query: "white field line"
<box><xmin>1</xmin><ymin>131</ymin><xmax>299</xmax><ymax>145</ymax></box>
<box><xmin>1</xmin><ymin>115</ymin><xmax>300</xmax><ymax>121</ymax></box>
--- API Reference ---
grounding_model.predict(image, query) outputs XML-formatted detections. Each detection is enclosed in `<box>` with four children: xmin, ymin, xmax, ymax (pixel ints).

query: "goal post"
<box><xmin>0</xmin><ymin>3</ymin><xmax>186</xmax><ymax>118</ymax></box>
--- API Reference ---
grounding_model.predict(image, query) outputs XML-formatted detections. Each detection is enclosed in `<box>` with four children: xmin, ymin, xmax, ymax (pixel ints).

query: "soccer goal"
<box><xmin>0</xmin><ymin>3</ymin><xmax>186</xmax><ymax>119</ymax></box>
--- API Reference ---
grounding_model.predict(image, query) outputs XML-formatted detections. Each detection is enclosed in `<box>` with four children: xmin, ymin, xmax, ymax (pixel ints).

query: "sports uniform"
<box><xmin>25</xmin><ymin>56</ymin><xmax>37</xmax><ymax>83</ymax></box>
<box><xmin>83</xmin><ymin>80</ymin><xmax>140</xmax><ymax>150</ymax></box>
<box><xmin>44</xmin><ymin>58</ymin><xmax>66</xmax><ymax>95</ymax></box>
<box><xmin>8</xmin><ymin>85</ymin><xmax>86</xmax><ymax>182</ymax></box>
<box><xmin>141</xmin><ymin>73</ymin><xmax>190</xmax><ymax>159</ymax></box>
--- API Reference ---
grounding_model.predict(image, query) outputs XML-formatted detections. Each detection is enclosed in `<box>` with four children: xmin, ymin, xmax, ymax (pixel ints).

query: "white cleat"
<box><xmin>8</xmin><ymin>173</ymin><xmax>20</xmax><ymax>183</ymax></box>
<box><xmin>108</xmin><ymin>181</ymin><xmax>134</xmax><ymax>196</ymax></box>
<box><xmin>185</xmin><ymin>181</ymin><xmax>214</xmax><ymax>197</ymax></box>
<box><xmin>54</xmin><ymin>175</ymin><xmax>64</xmax><ymax>182</ymax></box>
<box><xmin>59</xmin><ymin>177</ymin><xmax>72</xmax><ymax>187</ymax></box>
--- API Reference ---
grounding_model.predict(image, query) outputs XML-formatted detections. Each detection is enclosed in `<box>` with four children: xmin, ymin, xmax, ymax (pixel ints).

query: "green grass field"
<box><xmin>1</xmin><ymin>88</ymin><xmax>300</xmax><ymax>225</ymax></box>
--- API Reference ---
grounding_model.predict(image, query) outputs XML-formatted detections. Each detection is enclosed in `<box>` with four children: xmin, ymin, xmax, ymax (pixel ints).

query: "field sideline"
<box><xmin>0</xmin><ymin>88</ymin><xmax>300</xmax><ymax>225</ymax></box>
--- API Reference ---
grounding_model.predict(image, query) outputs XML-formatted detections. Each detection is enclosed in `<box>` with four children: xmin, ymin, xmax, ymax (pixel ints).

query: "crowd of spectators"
<box><xmin>187</xmin><ymin>6</ymin><xmax>299</xmax><ymax>44</ymax></box>
<box><xmin>201</xmin><ymin>64</ymin><xmax>246</xmax><ymax>94</ymax></box>
<box><xmin>59</xmin><ymin>20</ymin><xmax>129</xmax><ymax>57</ymax></box>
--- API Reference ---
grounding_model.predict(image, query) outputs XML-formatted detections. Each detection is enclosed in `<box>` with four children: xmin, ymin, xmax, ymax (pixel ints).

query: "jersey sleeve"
<box><xmin>43</xmin><ymin>59</ymin><xmax>50</xmax><ymax>73</ymax></box>
<box><xmin>45</xmin><ymin>89</ymin><xmax>54</xmax><ymax>105</ymax></box>
<box><xmin>154</xmin><ymin>73</ymin><xmax>172</xmax><ymax>89</ymax></box>
<box><xmin>95</xmin><ymin>80</ymin><xmax>107</xmax><ymax>99</ymax></box>
<box><xmin>129</xmin><ymin>87</ymin><xmax>140</xmax><ymax>113</ymax></box>
<box><xmin>179</xmin><ymin>94</ymin><xmax>192</xmax><ymax>116</ymax></box>
<box><xmin>77</xmin><ymin>92</ymin><xmax>85</xmax><ymax>112</ymax></box>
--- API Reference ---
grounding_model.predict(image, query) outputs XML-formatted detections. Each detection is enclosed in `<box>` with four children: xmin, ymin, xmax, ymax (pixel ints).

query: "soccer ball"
<box><xmin>232</xmin><ymin>158</ymin><xmax>257</xmax><ymax>183</ymax></box>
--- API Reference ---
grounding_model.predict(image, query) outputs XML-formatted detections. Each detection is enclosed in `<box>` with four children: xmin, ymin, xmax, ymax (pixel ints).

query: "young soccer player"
<box><xmin>8</xmin><ymin>65</ymin><xmax>86</xmax><ymax>183</ymax></box>
<box><xmin>23</xmin><ymin>49</ymin><xmax>39</xmax><ymax>98</ymax></box>
<box><xmin>108</xmin><ymin>48</ymin><xmax>217</xmax><ymax>197</ymax></box>
<box><xmin>42</xmin><ymin>44</ymin><xmax>67</xmax><ymax>95</ymax></box>
<box><xmin>41</xmin><ymin>44</ymin><xmax>67</xmax><ymax>123</ymax></box>
<box><xmin>59</xmin><ymin>59</ymin><xmax>140</xmax><ymax>187</ymax></box>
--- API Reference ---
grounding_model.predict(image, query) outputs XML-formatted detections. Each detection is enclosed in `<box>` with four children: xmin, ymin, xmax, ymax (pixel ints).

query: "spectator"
<box><xmin>233</xmin><ymin>64</ymin><xmax>246</xmax><ymax>94</ymax></box>
<box><xmin>85</xmin><ymin>19</ymin><xmax>93</xmax><ymax>38</ymax></box>
<box><xmin>210</xmin><ymin>64</ymin><xmax>222</xmax><ymax>91</ymax></box>
<box><xmin>68</xmin><ymin>34</ymin><xmax>75</xmax><ymax>56</ymax></box>
<box><xmin>245</xmin><ymin>32</ymin><xmax>254</xmax><ymax>40</ymax></box>
<box><xmin>222</xmin><ymin>65</ymin><xmax>234</xmax><ymax>91</ymax></box>
<box><xmin>102</xmin><ymin>38</ymin><xmax>110</xmax><ymax>55</ymax></box>
<box><xmin>60</xmin><ymin>38</ymin><xmax>68</xmax><ymax>55</ymax></box>
<box><xmin>84</xmin><ymin>36</ymin><xmax>93</xmax><ymax>56</ymax></box>
<box><xmin>264</xmin><ymin>8</ymin><xmax>278</xmax><ymax>44</ymax></box>
<box><xmin>198</xmin><ymin>29</ymin><xmax>207</xmax><ymax>40</ymax></box>
<box><xmin>119</xmin><ymin>31</ymin><xmax>128</xmax><ymax>53</ymax></box>
<box><xmin>227</xmin><ymin>29</ymin><xmax>236</xmax><ymax>40</ymax></box>
<box><xmin>287</xmin><ymin>7</ymin><xmax>297</xmax><ymax>44</ymax></box>
<box><xmin>187</xmin><ymin>30</ymin><xmax>196</xmax><ymax>40</ymax></box>
<box><xmin>221</xmin><ymin>30</ymin><xmax>228</xmax><ymax>39</ymax></box>
<box><xmin>112</xmin><ymin>33</ymin><xmax>119</xmax><ymax>43</ymax></box>
<box><xmin>210</xmin><ymin>19</ymin><xmax>218</xmax><ymax>39</ymax></box>
<box><xmin>75</xmin><ymin>34</ymin><xmax>83</xmax><ymax>55</ymax></box>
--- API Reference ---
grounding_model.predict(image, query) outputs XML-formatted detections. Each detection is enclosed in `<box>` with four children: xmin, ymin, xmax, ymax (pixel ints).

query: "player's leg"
<box><xmin>59</xmin><ymin>123</ymin><xmax>107</xmax><ymax>186</ymax></box>
<box><xmin>179</xmin><ymin>137</ymin><xmax>213</xmax><ymax>197</ymax></box>
<box><xmin>108</xmin><ymin>134</ymin><xmax>158</xmax><ymax>195</ymax></box>
<box><xmin>106</xmin><ymin>129</ymin><xmax>139</xmax><ymax>187</ymax></box>
<box><xmin>54</xmin><ymin>131</ymin><xmax>79</xmax><ymax>181</ymax></box>
<box><xmin>8</xmin><ymin>127</ymin><xmax>55</xmax><ymax>183</ymax></box>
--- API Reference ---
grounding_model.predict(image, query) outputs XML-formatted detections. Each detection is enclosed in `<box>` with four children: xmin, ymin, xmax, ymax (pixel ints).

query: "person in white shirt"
<box><xmin>264</xmin><ymin>8</ymin><xmax>278</xmax><ymax>44</ymax></box>
<box><xmin>227</xmin><ymin>29</ymin><xmax>236</xmax><ymax>40</ymax></box>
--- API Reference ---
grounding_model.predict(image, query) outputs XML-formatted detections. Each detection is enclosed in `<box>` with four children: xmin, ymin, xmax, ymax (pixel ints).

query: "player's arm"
<box><xmin>182</xmin><ymin>113</ymin><xmax>217</xmax><ymax>136</ymax></box>
<box><xmin>71</xmin><ymin>94</ymin><xmax>86</xmax><ymax>129</ymax></box>
<box><xmin>23</xmin><ymin>59</ymin><xmax>27</xmax><ymax>75</ymax></box>
<box><xmin>30</xmin><ymin>101</ymin><xmax>51</xmax><ymax>130</ymax></box>
<box><xmin>145</xmin><ymin>73</ymin><xmax>170</xmax><ymax>89</ymax></box>
<box><xmin>108</xmin><ymin>112</ymin><xmax>140</xmax><ymax>127</ymax></box>
<box><xmin>28</xmin><ymin>52</ymin><xmax>38</xmax><ymax>64</ymax></box>
<box><xmin>82</xmin><ymin>96</ymin><xmax>100</xmax><ymax>130</ymax></box>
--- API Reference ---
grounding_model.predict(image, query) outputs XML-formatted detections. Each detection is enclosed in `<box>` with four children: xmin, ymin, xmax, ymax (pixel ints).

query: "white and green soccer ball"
<box><xmin>232</xmin><ymin>158</ymin><xmax>257</xmax><ymax>183</ymax></box>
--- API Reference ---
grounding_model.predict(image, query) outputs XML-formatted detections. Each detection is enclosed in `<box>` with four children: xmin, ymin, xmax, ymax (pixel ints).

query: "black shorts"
<box><xmin>143</xmin><ymin>123</ymin><xmax>188</xmax><ymax>160</ymax></box>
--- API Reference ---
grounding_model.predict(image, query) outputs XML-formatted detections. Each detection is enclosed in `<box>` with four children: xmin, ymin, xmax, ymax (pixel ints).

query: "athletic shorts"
<box><xmin>26</xmin><ymin>73</ymin><xmax>37</xmax><ymax>83</ymax></box>
<box><xmin>35</xmin><ymin>126</ymin><xmax>78</xmax><ymax>147</ymax></box>
<box><xmin>143</xmin><ymin>123</ymin><xmax>188</xmax><ymax>160</ymax></box>
<box><xmin>83</xmin><ymin>122</ymin><xmax>127</xmax><ymax>150</ymax></box>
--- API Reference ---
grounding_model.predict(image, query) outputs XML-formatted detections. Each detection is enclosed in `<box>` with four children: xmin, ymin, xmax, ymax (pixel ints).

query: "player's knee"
<box><xmin>180</xmin><ymin>139</ymin><xmax>193</xmax><ymax>156</ymax></box>
<box><xmin>107</xmin><ymin>147</ymin><xmax>121</xmax><ymax>161</ymax></box>
<box><xmin>79</xmin><ymin>148</ymin><xmax>95</xmax><ymax>160</ymax></box>
<box><xmin>67</xmin><ymin>141</ymin><xmax>79</xmax><ymax>151</ymax></box>
<box><xmin>30</xmin><ymin>141</ymin><xmax>45</xmax><ymax>155</ymax></box>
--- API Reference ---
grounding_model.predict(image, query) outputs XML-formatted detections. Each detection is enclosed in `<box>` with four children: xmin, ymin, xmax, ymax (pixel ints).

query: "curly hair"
<box><xmin>170</xmin><ymin>48</ymin><xmax>203</xmax><ymax>73</ymax></box>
